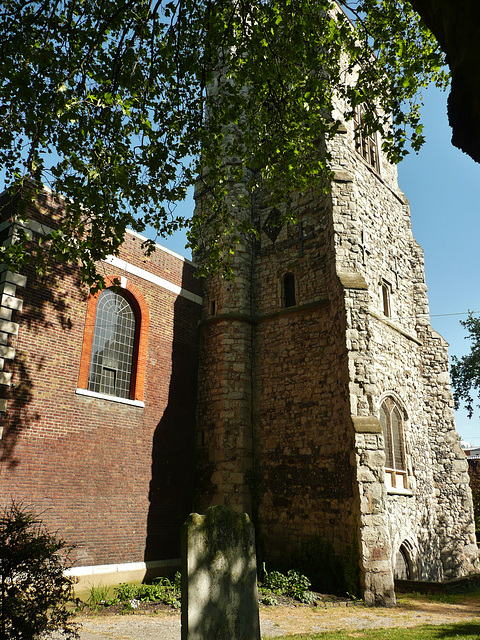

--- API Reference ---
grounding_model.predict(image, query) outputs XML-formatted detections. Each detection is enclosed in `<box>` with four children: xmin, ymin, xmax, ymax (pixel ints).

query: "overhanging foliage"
<box><xmin>0</xmin><ymin>0</ymin><xmax>448</xmax><ymax>286</ymax></box>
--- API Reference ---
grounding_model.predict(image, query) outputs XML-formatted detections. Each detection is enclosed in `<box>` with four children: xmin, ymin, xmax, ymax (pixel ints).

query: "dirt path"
<box><xmin>69</xmin><ymin>597</ymin><xmax>480</xmax><ymax>639</ymax></box>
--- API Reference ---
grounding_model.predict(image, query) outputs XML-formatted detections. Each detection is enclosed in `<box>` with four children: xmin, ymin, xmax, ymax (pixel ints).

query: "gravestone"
<box><xmin>181</xmin><ymin>505</ymin><xmax>260</xmax><ymax>640</ymax></box>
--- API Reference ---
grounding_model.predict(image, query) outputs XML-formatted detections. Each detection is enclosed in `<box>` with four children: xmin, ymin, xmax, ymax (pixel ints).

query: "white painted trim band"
<box><xmin>66</xmin><ymin>558</ymin><xmax>180</xmax><ymax>577</ymax></box>
<box><xmin>104</xmin><ymin>255</ymin><xmax>203</xmax><ymax>305</ymax></box>
<box><xmin>76</xmin><ymin>388</ymin><xmax>145</xmax><ymax>407</ymax></box>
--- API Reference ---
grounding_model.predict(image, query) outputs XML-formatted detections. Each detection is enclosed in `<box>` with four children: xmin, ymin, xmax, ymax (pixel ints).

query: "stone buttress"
<box><xmin>327</xmin><ymin>110</ymin><xmax>478</xmax><ymax>596</ymax></box>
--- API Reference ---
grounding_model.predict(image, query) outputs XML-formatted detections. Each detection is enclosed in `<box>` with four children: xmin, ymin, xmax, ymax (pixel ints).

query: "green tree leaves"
<box><xmin>451</xmin><ymin>314</ymin><xmax>480</xmax><ymax>419</ymax></box>
<box><xmin>0</xmin><ymin>0</ymin><xmax>448</xmax><ymax>286</ymax></box>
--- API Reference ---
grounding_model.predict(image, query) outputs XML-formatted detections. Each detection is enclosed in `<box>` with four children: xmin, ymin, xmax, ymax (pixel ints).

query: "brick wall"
<box><xmin>0</xmin><ymin>189</ymin><xmax>202</xmax><ymax>567</ymax></box>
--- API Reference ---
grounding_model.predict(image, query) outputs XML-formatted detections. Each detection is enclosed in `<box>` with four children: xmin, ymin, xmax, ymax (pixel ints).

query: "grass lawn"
<box><xmin>269</xmin><ymin>620</ymin><xmax>480</xmax><ymax>639</ymax></box>
<box><xmin>266</xmin><ymin>589</ymin><xmax>480</xmax><ymax>640</ymax></box>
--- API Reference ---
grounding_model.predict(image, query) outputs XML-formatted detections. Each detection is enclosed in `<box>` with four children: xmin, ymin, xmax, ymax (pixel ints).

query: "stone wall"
<box><xmin>196</xmin><ymin>96</ymin><xmax>478</xmax><ymax>602</ymax></box>
<box><xmin>328</xmin><ymin>113</ymin><xmax>478</xmax><ymax>587</ymax></box>
<box><xmin>196</xmin><ymin>172</ymin><xmax>359</xmax><ymax>562</ymax></box>
<box><xmin>0</xmin><ymin>269</ymin><xmax>26</xmax><ymax>419</ymax></box>
<box><xmin>252</xmin><ymin>188</ymin><xmax>356</xmax><ymax>559</ymax></box>
<box><xmin>195</xmin><ymin>178</ymin><xmax>256</xmax><ymax>516</ymax></box>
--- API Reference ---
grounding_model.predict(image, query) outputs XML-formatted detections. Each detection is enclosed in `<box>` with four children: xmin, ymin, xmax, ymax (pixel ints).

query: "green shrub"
<box><xmin>114</xmin><ymin>582</ymin><xmax>139</xmax><ymax>602</ymax></box>
<box><xmin>0</xmin><ymin>501</ymin><xmax>79</xmax><ymax>640</ymax></box>
<box><xmin>108</xmin><ymin>574</ymin><xmax>181</xmax><ymax>610</ymax></box>
<box><xmin>260</xmin><ymin>566</ymin><xmax>315</xmax><ymax>603</ymax></box>
<box><xmin>298</xmin><ymin>589</ymin><xmax>317</xmax><ymax>604</ymax></box>
<box><xmin>284</xmin><ymin>570</ymin><xmax>312</xmax><ymax>600</ymax></box>
<box><xmin>261</xmin><ymin>595</ymin><xmax>279</xmax><ymax>606</ymax></box>
<box><xmin>262</xmin><ymin>569</ymin><xmax>290</xmax><ymax>595</ymax></box>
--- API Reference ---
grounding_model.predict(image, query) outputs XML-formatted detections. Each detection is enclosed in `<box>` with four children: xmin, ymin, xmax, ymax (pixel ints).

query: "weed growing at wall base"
<box><xmin>259</xmin><ymin>566</ymin><xmax>317</xmax><ymax>605</ymax></box>
<box><xmin>86</xmin><ymin>584</ymin><xmax>112</xmax><ymax>609</ymax></box>
<box><xmin>85</xmin><ymin>573</ymin><xmax>182</xmax><ymax>612</ymax></box>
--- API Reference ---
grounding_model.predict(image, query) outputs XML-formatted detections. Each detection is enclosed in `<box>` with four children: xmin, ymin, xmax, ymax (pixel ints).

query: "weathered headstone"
<box><xmin>181</xmin><ymin>505</ymin><xmax>260</xmax><ymax>640</ymax></box>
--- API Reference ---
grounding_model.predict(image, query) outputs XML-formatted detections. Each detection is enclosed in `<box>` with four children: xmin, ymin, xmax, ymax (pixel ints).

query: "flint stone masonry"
<box><xmin>196</xmin><ymin>88</ymin><xmax>479</xmax><ymax>605</ymax></box>
<box><xmin>181</xmin><ymin>506</ymin><xmax>260</xmax><ymax>640</ymax></box>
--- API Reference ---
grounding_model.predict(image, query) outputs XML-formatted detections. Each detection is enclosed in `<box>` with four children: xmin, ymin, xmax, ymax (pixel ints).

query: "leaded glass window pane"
<box><xmin>88</xmin><ymin>289</ymin><xmax>136</xmax><ymax>399</ymax></box>
<box><xmin>380</xmin><ymin>403</ymin><xmax>394</xmax><ymax>468</ymax></box>
<box><xmin>380</xmin><ymin>397</ymin><xmax>406</xmax><ymax>472</ymax></box>
<box><xmin>392</xmin><ymin>406</ymin><xmax>405</xmax><ymax>469</ymax></box>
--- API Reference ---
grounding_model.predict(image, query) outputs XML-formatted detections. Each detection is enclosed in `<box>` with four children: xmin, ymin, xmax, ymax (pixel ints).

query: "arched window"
<box><xmin>283</xmin><ymin>273</ymin><xmax>296</xmax><ymax>308</ymax></box>
<box><xmin>354</xmin><ymin>106</ymin><xmax>379</xmax><ymax>171</ymax></box>
<box><xmin>381</xmin><ymin>280</ymin><xmax>392</xmax><ymax>317</ymax></box>
<box><xmin>87</xmin><ymin>289</ymin><xmax>137</xmax><ymax>399</ymax></box>
<box><xmin>380</xmin><ymin>396</ymin><xmax>407</xmax><ymax>490</ymax></box>
<box><xmin>77</xmin><ymin>277</ymin><xmax>149</xmax><ymax>404</ymax></box>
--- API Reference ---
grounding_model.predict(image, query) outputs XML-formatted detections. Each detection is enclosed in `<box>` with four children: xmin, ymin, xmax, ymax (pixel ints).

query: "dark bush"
<box><xmin>0</xmin><ymin>502</ymin><xmax>79</xmax><ymax>639</ymax></box>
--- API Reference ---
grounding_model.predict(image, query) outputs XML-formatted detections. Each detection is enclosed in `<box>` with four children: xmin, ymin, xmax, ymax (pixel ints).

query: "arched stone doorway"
<box><xmin>394</xmin><ymin>541</ymin><xmax>415</xmax><ymax>580</ymax></box>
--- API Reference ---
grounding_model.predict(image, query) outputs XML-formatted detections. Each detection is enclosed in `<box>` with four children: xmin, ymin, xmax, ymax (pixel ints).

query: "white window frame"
<box><xmin>379</xmin><ymin>395</ymin><xmax>412</xmax><ymax>494</ymax></box>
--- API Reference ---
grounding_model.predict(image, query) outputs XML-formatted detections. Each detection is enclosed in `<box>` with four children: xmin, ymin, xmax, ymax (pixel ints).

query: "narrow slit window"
<box><xmin>283</xmin><ymin>273</ymin><xmax>296</xmax><ymax>308</ymax></box>
<box><xmin>381</xmin><ymin>280</ymin><xmax>391</xmax><ymax>318</ymax></box>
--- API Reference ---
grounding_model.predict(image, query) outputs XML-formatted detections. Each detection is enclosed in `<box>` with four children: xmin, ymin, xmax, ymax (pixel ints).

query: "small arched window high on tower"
<box><xmin>87</xmin><ymin>289</ymin><xmax>137</xmax><ymax>399</ymax></box>
<box><xmin>380</xmin><ymin>396</ymin><xmax>408</xmax><ymax>491</ymax></box>
<box><xmin>354</xmin><ymin>106</ymin><xmax>379</xmax><ymax>172</ymax></box>
<box><xmin>381</xmin><ymin>280</ymin><xmax>392</xmax><ymax>317</ymax></box>
<box><xmin>283</xmin><ymin>273</ymin><xmax>296</xmax><ymax>308</ymax></box>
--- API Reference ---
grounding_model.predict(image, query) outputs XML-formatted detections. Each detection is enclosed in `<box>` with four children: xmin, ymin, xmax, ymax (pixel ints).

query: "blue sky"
<box><xmin>159</xmin><ymin>84</ymin><xmax>480</xmax><ymax>445</ymax></box>
<box><xmin>398</xmin><ymin>86</ymin><xmax>480</xmax><ymax>445</ymax></box>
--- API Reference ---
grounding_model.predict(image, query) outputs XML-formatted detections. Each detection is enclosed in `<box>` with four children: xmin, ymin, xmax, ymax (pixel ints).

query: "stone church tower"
<box><xmin>195</xmin><ymin>106</ymin><xmax>479</xmax><ymax>603</ymax></box>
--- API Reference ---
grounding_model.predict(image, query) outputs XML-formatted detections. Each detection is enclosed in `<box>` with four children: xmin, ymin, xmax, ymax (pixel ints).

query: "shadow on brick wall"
<box><xmin>0</xmin><ymin>262</ymin><xmax>85</xmax><ymax>469</ymax></box>
<box><xmin>144</xmin><ymin>261</ymin><xmax>201</xmax><ymax>562</ymax></box>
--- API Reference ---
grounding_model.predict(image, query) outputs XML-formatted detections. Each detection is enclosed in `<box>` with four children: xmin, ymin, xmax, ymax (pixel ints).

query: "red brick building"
<box><xmin>0</xmin><ymin>187</ymin><xmax>202</xmax><ymax>585</ymax></box>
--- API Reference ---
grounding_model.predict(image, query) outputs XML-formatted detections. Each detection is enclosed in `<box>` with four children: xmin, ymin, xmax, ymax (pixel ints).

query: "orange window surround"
<box><xmin>77</xmin><ymin>276</ymin><xmax>150</xmax><ymax>401</ymax></box>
